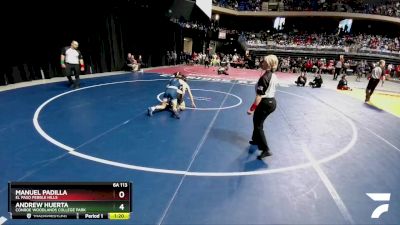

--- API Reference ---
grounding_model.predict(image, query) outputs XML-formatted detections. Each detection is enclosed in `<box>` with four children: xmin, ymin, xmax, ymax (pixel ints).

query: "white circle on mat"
<box><xmin>33</xmin><ymin>79</ymin><xmax>358</xmax><ymax>177</ymax></box>
<box><xmin>156</xmin><ymin>89</ymin><xmax>242</xmax><ymax>111</ymax></box>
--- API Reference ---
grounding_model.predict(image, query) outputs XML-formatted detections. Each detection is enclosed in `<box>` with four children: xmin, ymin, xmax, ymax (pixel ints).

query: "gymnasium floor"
<box><xmin>0</xmin><ymin>66</ymin><xmax>399</xmax><ymax>225</ymax></box>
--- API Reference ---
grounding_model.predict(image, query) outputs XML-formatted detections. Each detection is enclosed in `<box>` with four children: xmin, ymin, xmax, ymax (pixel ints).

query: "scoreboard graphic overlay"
<box><xmin>8</xmin><ymin>182</ymin><xmax>132</xmax><ymax>220</ymax></box>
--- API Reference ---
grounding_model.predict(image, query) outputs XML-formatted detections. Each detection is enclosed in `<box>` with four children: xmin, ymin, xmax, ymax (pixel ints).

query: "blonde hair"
<box><xmin>379</xmin><ymin>60</ymin><xmax>385</xmax><ymax>66</ymax></box>
<box><xmin>263</xmin><ymin>55</ymin><xmax>279</xmax><ymax>71</ymax></box>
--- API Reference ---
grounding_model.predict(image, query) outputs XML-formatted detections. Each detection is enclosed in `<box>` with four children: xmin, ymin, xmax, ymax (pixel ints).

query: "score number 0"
<box><xmin>118</xmin><ymin>191</ymin><xmax>125</xmax><ymax>210</ymax></box>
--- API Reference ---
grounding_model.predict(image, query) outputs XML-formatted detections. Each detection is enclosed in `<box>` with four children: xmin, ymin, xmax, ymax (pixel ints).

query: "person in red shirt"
<box><xmin>396</xmin><ymin>65</ymin><xmax>400</xmax><ymax>78</ymax></box>
<box><xmin>337</xmin><ymin>75</ymin><xmax>352</xmax><ymax>91</ymax></box>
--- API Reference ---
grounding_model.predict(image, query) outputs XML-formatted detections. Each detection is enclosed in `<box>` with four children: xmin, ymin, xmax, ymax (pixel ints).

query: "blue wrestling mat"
<box><xmin>0</xmin><ymin>72</ymin><xmax>399</xmax><ymax>225</ymax></box>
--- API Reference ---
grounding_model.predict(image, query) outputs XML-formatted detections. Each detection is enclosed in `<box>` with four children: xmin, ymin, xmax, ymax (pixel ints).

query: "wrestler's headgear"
<box><xmin>174</xmin><ymin>72</ymin><xmax>187</xmax><ymax>81</ymax></box>
<box><xmin>174</xmin><ymin>72</ymin><xmax>182</xmax><ymax>78</ymax></box>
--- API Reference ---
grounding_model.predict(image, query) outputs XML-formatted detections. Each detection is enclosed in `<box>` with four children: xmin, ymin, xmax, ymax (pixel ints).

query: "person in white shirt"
<box><xmin>61</xmin><ymin>41</ymin><xmax>84</xmax><ymax>88</ymax></box>
<box><xmin>333</xmin><ymin>55</ymin><xmax>344</xmax><ymax>80</ymax></box>
<box><xmin>126</xmin><ymin>53</ymin><xmax>139</xmax><ymax>72</ymax></box>
<box><xmin>365</xmin><ymin>60</ymin><xmax>385</xmax><ymax>102</ymax></box>
<box><xmin>247</xmin><ymin>55</ymin><xmax>279</xmax><ymax>160</ymax></box>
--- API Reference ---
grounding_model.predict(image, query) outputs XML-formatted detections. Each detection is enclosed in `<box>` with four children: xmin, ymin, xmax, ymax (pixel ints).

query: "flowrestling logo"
<box><xmin>366</xmin><ymin>193</ymin><xmax>391</xmax><ymax>219</ymax></box>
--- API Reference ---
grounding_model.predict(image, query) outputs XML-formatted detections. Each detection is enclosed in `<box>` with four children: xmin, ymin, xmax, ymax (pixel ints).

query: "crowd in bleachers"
<box><xmin>161</xmin><ymin>49</ymin><xmax>400</xmax><ymax>82</ymax></box>
<box><xmin>278</xmin><ymin>56</ymin><xmax>400</xmax><ymax>79</ymax></box>
<box><xmin>359</xmin><ymin>0</ymin><xmax>400</xmax><ymax>17</ymax></box>
<box><xmin>171</xmin><ymin>13</ymin><xmax>400</xmax><ymax>56</ymax></box>
<box><xmin>168</xmin><ymin>12</ymin><xmax>400</xmax><ymax>80</ymax></box>
<box><xmin>169</xmin><ymin>18</ymin><xmax>239</xmax><ymax>34</ymax></box>
<box><xmin>212</xmin><ymin>0</ymin><xmax>400</xmax><ymax>18</ymax></box>
<box><xmin>161</xmin><ymin>42</ymin><xmax>400</xmax><ymax>81</ymax></box>
<box><xmin>283</xmin><ymin>0</ymin><xmax>400</xmax><ymax>17</ymax></box>
<box><xmin>165</xmin><ymin>50</ymin><xmax>258</xmax><ymax>71</ymax></box>
<box><xmin>161</xmin><ymin>48</ymin><xmax>400</xmax><ymax>79</ymax></box>
<box><xmin>125</xmin><ymin>53</ymin><xmax>145</xmax><ymax>72</ymax></box>
<box><xmin>241</xmin><ymin>31</ymin><xmax>400</xmax><ymax>55</ymax></box>
<box><xmin>179</xmin><ymin>52</ymin><xmax>249</xmax><ymax>68</ymax></box>
<box><xmin>212</xmin><ymin>0</ymin><xmax>262</xmax><ymax>11</ymax></box>
<box><xmin>283</xmin><ymin>56</ymin><xmax>400</xmax><ymax>90</ymax></box>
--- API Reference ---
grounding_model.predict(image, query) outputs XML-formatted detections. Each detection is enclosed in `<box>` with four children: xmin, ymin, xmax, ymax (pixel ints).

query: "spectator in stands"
<box><xmin>240</xmin><ymin>30</ymin><xmax>400</xmax><ymax>57</ymax></box>
<box><xmin>180</xmin><ymin>51</ymin><xmax>186</xmax><ymax>64</ymax></box>
<box><xmin>211</xmin><ymin>54</ymin><xmax>220</xmax><ymax>66</ymax></box>
<box><xmin>214</xmin><ymin>0</ymin><xmax>400</xmax><ymax>18</ymax></box>
<box><xmin>255</xmin><ymin>58</ymin><xmax>260</xmax><ymax>69</ymax></box>
<box><xmin>305</xmin><ymin>58</ymin><xmax>314</xmax><ymax>74</ymax></box>
<box><xmin>280</xmin><ymin>57</ymin><xmax>290</xmax><ymax>72</ymax></box>
<box><xmin>356</xmin><ymin>60</ymin><xmax>366</xmax><ymax>81</ymax></box>
<box><xmin>172</xmin><ymin>51</ymin><xmax>177</xmax><ymax>65</ymax></box>
<box><xmin>166</xmin><ymin>51</ymin><xmax>171</xmax><ymax>65</ymax></box>
<box><xmin>316</xmin><ymin>58</ymin><xmax>325</xmax><ymax>74</ymax></box>
<box><xmin>126</xmin><ymin>53</ymin><xmax>139</xmax><ymax>72</ymax></box>
<box><xmin>205</xmin><ymin>55</ymin><xmax>210</xmax><ymax>68</ymax></box>
<box><xmin>396</xmin><ymin>64</ymin><xmax>400</xmax><ymax>78</ymax></box>
<box><xmin>381</xmin><ymin>64</ymin><xmax>391</xmax><ymax>86</ymax></box>
<box><xmin>137</xmin><ymin>55</ymin><xmax>144</xmax><ymax>71</ymax></box>
<box><xmin>218</xmin><ymin>56</ymin><xmax>230</xmax><ymax>75</ymax></box>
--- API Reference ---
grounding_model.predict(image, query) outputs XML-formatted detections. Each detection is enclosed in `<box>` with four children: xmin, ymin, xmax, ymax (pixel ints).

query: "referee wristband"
<box><xmin>249</xmin><ymin>103</ymin><xmax>258</xmax><ymax>111</ymax></box>
<box><xmin>61</xmin><ymin>61</ymin><xmax>65</xmax><ymax>65</ymax></box>
<box><xmin>80</xmin><ymin>64</ymin><xmax>85</xmax><ymax>69</ymax></box>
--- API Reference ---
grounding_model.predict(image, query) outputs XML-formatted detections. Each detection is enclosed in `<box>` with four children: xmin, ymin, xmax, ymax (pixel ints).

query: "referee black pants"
<box><xmin>63</xmin><ymin>64</ymin><xmax>80</xmax><ymax>87</ymax></box>
<box><xmin>365</xmin><ymin>78</ymin><xmax>380</xmax><ymax>101</ymax></box>
<box><xmin>334</xmin><ymin>68</ymin><xmax>341</xmax><ymax>80</ymax></box>
<box><xmin>252</xmin><ymin>98</ymin><xmax>276</xmax><ymax>152</ymax></box>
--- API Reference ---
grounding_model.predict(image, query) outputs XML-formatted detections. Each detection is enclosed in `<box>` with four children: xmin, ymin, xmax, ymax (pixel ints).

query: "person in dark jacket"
<box><xmin>309</xmin><ymin>74</ymin><xmax>323</xmax><ymax>88</ymax></box>
<box><xmin>295</xmin><ymin>73</ymin><xmax>307</xmax><ymax>86</ymax></box>
<box><xmin>337</xmin><ymin>75</ymin><xmax>352</xmax><ymax>90</ymax></box>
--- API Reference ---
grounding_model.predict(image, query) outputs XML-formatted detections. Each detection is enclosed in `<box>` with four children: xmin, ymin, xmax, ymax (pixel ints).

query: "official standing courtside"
<box><xmin>365</xmin><ymin>59</ymin><xmax>385</xmax><ymax>102</ymax></box>
<box><xmin>247</xmin><ymin>55</ymin><xmax>279</xmax><ymax>160</ymax></box>
<box><xmin>61</xmin><ymin>40</ymin><xmax>85</xmax><ymax>89</ymax></box>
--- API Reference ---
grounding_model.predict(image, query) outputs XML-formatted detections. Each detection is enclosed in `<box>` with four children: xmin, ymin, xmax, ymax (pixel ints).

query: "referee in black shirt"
<box><xmin>61</xmin><ymin>41</ymin><xmax>84</xmax><ymax>88</ymax></box>
<box><xmin>248</xmin><ymin>55</ymin><xmax>279</xmax><ymax>160</ymax></box>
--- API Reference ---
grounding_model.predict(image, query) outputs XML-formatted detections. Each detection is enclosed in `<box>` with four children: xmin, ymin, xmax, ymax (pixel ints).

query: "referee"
<box><xmin>61</xmin><ymin>41</ymin><xmax>84</xmax><ymax>88</ymax></box>
<box><xmin>365</xmin><ymin>60</ymin><xmax>385</xmax><ymax>102</ymax></box>
<box><xmin>247</xmin><ymin>55</ymin><xmax>279</xmax><ymax>160</ymax></box>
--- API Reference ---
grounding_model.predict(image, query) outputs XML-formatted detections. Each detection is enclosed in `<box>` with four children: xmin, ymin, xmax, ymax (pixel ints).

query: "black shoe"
<box><xmin>257</xmin><ymin>151</ymin><xmax>272</xmax><ymax>160</ymax></box>
<box><xmin>148</xmin><ymin>107</ymin><xmax>153</xmax><ymax>116</ymax></box>
<box><xmin>172</xmin><ymin>111</ymin><xmax>180</xmax><ymax>119</ymax></box>
<box><xmin>249</xmin><ymin>140</ymin><xmax>257</xmax><ymax>145</ymax></box>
